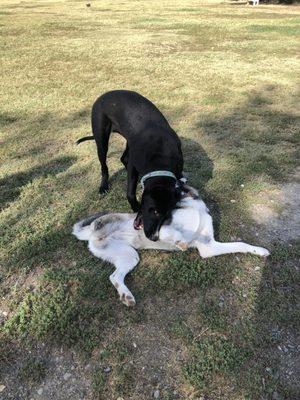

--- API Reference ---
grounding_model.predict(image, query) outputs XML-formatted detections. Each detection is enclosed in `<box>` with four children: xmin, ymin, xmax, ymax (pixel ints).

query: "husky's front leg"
<box><xmin>159</xmin><ymin>225</ymin><xmax>189</xmax><ymax>251</ymax></box>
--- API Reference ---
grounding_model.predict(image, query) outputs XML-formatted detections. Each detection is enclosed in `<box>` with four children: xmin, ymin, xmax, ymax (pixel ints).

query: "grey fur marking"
<box><xmin>80</xmin><ymin>212</ymin><xmax>109</xmax><ymax>227</ymax></box>
<box><xmin>182</xmin><ymin>185</ymin><xmax>199</xmax><ymax>200</ymax></box>
<box><xmin>94</xmin><ymin>214</ymin><xmax>126</xmax><ymax>231</ymax></box>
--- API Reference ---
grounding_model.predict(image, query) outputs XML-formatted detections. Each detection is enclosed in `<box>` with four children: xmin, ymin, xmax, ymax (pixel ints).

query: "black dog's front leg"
<box><xmin>127</xmin><ymin>164</ymin><xmax>139</xmax><ymax>212</ymax></box>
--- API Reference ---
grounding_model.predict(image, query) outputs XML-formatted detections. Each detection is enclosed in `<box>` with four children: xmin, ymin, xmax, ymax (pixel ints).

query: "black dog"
<box><xmin>77</xmin><ymin>90</ymin><xmax>184</xmax><ymax>241</ymax></box>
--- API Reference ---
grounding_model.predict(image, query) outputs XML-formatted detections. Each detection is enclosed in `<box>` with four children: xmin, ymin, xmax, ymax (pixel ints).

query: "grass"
<box><xmin>0</xmin><ymin>0</ymin><xmax>300</xmax><ymax>399</ymax></box>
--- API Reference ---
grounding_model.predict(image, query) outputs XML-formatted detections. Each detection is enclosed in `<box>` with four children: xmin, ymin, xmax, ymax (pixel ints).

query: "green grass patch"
<box><xmin>249</xmin><ymin>24</ymin><xmax>300</xmax><ymax>36</ymax></box>
<box><xmin>184</xmin><ymin>335</ymin><xmax>248</xmax><ymax>390</ymax></box>
<box><xmin>4</xmin><ymin>283</ymin><xmax>114</xmax><ymax>353</ymax></box>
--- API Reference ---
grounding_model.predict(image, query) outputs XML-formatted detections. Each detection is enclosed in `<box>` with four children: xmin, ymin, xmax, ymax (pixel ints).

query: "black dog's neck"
<box><xmin>143</xmin><ymin>175</ymin><xmax>178</xmax><ymax>190</ymax></box>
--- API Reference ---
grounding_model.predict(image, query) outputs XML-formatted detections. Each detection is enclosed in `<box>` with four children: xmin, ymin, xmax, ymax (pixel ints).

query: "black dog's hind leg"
<box><xmin>127</xmin><ymin>163</ymin><xmax>139</xmax><ymax>212</ymax></box>
<box><xmin>92</xmin><ymin>110</ymin><xmax>112</xmax><ymax>194</ymax></box>
<box><xmin>120</xmin><ymin>143</ymin><xmax>129</xmax><ymax>169</ymax></box>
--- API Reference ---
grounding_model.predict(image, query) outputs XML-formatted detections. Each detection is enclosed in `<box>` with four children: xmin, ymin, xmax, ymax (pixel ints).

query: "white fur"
<box><xmin>72</xmin><ymin>221</ymin><xmax>92</xmax><ymax>241</ymax></box>
<box><xmin>73</xmin><ymin>187</ymin><xmax>269</xmax><ymax>306</ymax></box>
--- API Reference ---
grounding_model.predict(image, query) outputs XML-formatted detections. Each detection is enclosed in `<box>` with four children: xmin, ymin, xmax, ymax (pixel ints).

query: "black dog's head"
<box><xmin>135</xmin><ymin>184</ymin><xmax>181</xmax><ymax>241</ymax></box>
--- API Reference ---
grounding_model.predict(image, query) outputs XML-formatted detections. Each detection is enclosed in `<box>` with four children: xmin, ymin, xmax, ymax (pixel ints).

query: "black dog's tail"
<box><xmin>76</xmin><ymin>135</ymin><xmax>95</xmax><ymax>145</ymax></box>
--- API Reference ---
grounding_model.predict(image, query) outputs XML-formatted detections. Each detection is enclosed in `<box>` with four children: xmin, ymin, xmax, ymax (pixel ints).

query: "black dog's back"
<box><xmin>93</xmin><ymin>90</ymin><xmax>171</xmax><ymax>136</ymax></box>
<box><xmin>94</xmin><ymin>90</ymin><xmax>182</xmax><ymax>174</ymax></box>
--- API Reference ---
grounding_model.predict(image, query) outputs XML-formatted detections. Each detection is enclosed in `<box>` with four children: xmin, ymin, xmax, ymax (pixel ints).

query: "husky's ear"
<box><xmin>181</xmin><ymin>184</ymin><xmax>199</xmax><ymax>199</ymax></box>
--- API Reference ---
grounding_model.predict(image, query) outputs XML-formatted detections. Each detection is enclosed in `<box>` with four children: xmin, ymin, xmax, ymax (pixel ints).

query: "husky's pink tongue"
<box><xmin>134</xmin><ymin>215</ymin><xmax>143</xmax><ymax>230</ymax></box>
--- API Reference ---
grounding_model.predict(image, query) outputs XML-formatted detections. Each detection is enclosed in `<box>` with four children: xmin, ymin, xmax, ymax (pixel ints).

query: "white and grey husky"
<box><xmin>73</xmin><ymin>186</ymin><xmax>269</xmax><ymax>306</ymax></box>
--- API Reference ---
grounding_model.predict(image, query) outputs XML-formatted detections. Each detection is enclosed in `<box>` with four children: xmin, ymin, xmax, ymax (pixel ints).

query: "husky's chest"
<box><xmin>170</xmin><ymin>199</ymin><xmax>208</xmax><ymax>234</ymax></box>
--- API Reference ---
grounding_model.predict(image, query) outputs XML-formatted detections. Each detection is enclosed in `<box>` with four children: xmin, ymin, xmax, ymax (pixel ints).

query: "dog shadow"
<box><xmin>181</xmin><ymin>137</ymin><xmax>220</xmax><ymax>239</ymax></box>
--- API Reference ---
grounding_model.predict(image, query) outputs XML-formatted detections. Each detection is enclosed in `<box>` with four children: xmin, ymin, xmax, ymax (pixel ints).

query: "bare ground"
<box><xmin>250</xmin><ymin>169</ymin><xmax>300</xmax><ymax>244</ymax></box>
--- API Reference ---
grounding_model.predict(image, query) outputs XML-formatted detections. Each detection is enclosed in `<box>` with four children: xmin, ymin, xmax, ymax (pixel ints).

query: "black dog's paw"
<box><xmin>99</xmin><ymin>185</ymin><xmax>109</xmax><ymax>195</ymax></box>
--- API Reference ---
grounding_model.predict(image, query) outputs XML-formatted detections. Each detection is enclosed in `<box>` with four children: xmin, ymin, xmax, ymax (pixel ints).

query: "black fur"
<box><xmin>76</xmin><ymin>136</ymin><xmax>94</xmax><ymax>145</ymax></box>
<box><xmin>77</xmin><ymin>90</ymin><xmax>184</xmax><ymax>240</ymax></box>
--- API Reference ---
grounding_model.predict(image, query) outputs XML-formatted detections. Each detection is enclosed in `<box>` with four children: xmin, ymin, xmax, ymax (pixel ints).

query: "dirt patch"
<box><xmin>0</xmin><ymin>344</ymin><xmax>93</xmax><ymax>400</ymax></box>
<box><xmin>90</xmin><ymin>292</ymin><xmax>201</xmax><ymax>399</ymax></box>
<box><xmin>123</xmin><ymin>293</ymin><xmax>199</xmax><ymax>398</ymax></box>
<box><xmin>250</xmin><ymin>169</ymin><xmax>300</xmax><ymax>243</ymax></box>
<box><xmin>277</xmin><ymin>331</ymin><xmax>300</xmax><ymax>392</ymax></box>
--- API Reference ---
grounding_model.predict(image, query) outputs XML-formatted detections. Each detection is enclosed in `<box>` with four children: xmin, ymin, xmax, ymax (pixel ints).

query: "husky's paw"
<box><xmin>175</xmin><ymin>241</ymin><xmax>189</xmax><ymax>251</ymax></box>
<box><xmin>252</xmin><ymin>246</ymin><xmax>270</xmax><ymax>257</ymax></box>
<box><xmin>110</xmin><ymin>275</ymin><xmax>136</xmax><ymax>307</ymax></box>
<box><xmin>120</xmin><ymin>291</ymin><xmax>136</xmax><ymax>307</ymax></box>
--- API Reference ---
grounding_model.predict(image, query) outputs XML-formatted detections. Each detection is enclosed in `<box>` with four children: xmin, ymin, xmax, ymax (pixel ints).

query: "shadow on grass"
<box><xmin>0</xmin><ymin>111</ymin><xmax>23</xmax><ymax>128</ymax></box>
<box><xmin>227</xmin><ymin>1</ymin><xmax>248</xmax><ymax>6</ymax></box>
<box><xmin>0</xmin><ymin>156</ymin><xmax>77</xmax><ymax>210</ymax></box>
<box><xmin>181</xmin><ymin>137</ymin><xmax>221</xmax><ymax>239</ymax></box>
<box><xmin>1</xmin><ymin>107</ymin><xmax>90</xmax><ymax>150</ymax></box>
<box><xmin>197</xmin><ymin>88</ymin><xmax>299</xmax><ymax>184</ymax></box>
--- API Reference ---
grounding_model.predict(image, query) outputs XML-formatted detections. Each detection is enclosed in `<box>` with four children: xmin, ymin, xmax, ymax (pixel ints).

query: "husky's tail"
<box><xmin>76</xmin><ymin>135</ymin><xmax>95</xmax><ymax>145</ymax></box>
<box><xmin>72</xmin><ymin>212</ymin><xmax>108</xmax><ymax>241</ymax></box>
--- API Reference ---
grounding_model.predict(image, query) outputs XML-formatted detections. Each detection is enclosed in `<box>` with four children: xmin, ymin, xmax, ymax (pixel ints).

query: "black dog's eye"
<box><xmin>149</xmin><ymin>208</ymin><xmax>159</xmax><ymax>216</ymax></box>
